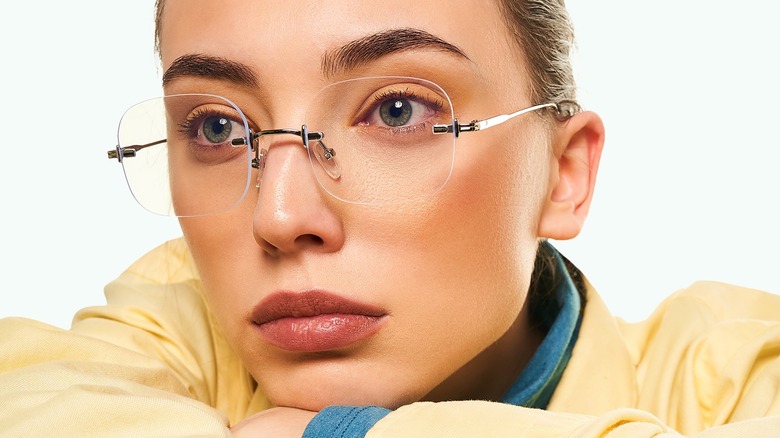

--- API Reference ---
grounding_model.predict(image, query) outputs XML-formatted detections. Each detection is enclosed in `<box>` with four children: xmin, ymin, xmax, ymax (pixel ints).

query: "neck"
<box><xmin>422</xmin><ymin>302</ymin><xmax>544</xmax><ymax>402</ymax></box>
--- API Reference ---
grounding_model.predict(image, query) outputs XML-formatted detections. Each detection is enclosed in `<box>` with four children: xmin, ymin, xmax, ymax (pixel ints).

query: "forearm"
<box><xmin>0</xmin><ymin>317</ymin><xmax>230</xmax><ymax>436</ymax></box>
<box><xmin>322</xmin><ymin>400</ymin><xmax>780</xmax><ymax>437</ymax></box>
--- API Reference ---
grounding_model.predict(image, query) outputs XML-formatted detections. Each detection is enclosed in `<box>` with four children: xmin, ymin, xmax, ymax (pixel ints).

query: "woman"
<box><xmin>1</xmin><ymin>0</ymin><xmax>778</xmax><ymax>436</ymax></box>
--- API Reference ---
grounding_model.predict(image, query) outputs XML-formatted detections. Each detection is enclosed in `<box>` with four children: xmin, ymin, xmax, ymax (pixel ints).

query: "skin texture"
<box><xmin>158</xmin><ymin>0</ymin><xmax>604</xmax><ymax>434</ymax></box>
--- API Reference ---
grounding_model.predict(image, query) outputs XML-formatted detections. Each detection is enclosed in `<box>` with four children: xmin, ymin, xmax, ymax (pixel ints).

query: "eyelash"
<box><xmin>176</xmin><ymin>107</ymin><xmax>240</xmax><ymax>137</ymax></box>
<box><xmin>371</xmin><ymin>88</ymin><xmax>444</xmax><ymax>112</ymax></box>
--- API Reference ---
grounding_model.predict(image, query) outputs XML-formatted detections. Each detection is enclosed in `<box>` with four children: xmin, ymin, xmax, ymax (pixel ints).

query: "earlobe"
<box><xmin>537</xmin><ymin>111</ymin><xmax>605</xmax><ymax>240</ymax></box>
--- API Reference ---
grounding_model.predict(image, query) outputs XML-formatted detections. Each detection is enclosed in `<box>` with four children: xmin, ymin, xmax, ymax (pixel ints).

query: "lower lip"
<box><xmin>256</xmin><ymin>314</ymin><xmax>386</xmax><ymax>352</ymax></box>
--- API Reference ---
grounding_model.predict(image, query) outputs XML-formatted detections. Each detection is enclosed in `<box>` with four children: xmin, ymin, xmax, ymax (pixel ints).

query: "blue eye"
<box><xmin>362</xmin><ymin>89</ymin><xmax>442</xmax><ymax>131</ymax></box>
<box><xmin>203</xmin><ymin>116</ymin><xmax>232</xmax><ymax>143</ymax></box>
<box><xmin>379</xmin><ymin>98</ymin><xmax>413</xmax><ymax>127</ymax></box>
<box><xmin>178</xmin><ymin>107</ymin><xmax>247</xmax><ymax>148</ymax></box>
<box><xmin>174</xmin><ymin>104</ymin><xmax>250</xmax><ymax>165</ymax></box>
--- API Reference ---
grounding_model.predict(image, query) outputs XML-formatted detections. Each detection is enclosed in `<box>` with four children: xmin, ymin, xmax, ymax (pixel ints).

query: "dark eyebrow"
<box><xmin>162</xmin><ymin>54</ymin><xmax>259</xmax><ymax>87</ymax></box>
<box><xmin>321</xmin><ymin>28</ymin><xmax>471</xmax><ymax>78</ymax></box>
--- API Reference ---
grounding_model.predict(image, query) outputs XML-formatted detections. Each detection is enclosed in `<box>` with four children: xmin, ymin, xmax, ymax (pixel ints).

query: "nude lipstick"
<box><xmin>252</xmin><ymin>291</ymin><xmax>387</xmax><ymax>352</ymax></box>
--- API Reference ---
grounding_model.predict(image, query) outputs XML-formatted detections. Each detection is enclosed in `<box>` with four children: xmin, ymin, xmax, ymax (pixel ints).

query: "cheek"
<box><xmin>353</xmin><ymin>127</ymin><xmax>552</xmax><ymax>375</ymax></box>
<box><xmin>431</xmin><ymin>125</ymin><xmax>551</xmax><ymax>271</ymax></box>
<box><xmin>178</xmin><ymin>203</ymin><xmax>256</xmax><ymax>335</ymax></box>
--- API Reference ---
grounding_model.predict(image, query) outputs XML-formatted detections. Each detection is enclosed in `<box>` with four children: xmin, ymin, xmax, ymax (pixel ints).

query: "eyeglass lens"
<box><xmin>116</xmin><ymin>77</ymin><xmax>456</xmax><ymax>217</ymax></box>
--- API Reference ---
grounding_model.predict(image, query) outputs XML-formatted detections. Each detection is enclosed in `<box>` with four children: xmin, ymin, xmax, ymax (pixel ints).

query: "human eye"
<box><xmin>355</xmin><ymin>83</ymin><xmax>447</xmax><ymax>134</ymax></box>
<box><xmin>174</xmin><ymin>104</ymin><xmax>249</xmax><ymax>164</ymax></box>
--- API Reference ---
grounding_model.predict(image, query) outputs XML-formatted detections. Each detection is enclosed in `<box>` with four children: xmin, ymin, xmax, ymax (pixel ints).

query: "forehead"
<box><xmin>158</xmin><ymin>0</ymin><xmax>526</xmax><ymax>85</ymax></box>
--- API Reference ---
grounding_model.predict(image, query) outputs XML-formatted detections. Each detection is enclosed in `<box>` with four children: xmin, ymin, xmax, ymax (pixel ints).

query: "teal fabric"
<box><xmin>303</xmin><ymin>406</ymin><xmax>391</xmax><ymax>438</ymax></box>
<box><xmin>501</xmin><ymin>242</ymin><xmax>582</xmax><ymax>408</ymax></box>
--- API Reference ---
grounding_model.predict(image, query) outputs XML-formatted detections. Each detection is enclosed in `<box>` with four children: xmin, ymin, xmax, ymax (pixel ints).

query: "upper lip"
<box><xmin>252</xmin><ymin>290</ymin><xmax>387</xmax><ymax>325</ymax></box>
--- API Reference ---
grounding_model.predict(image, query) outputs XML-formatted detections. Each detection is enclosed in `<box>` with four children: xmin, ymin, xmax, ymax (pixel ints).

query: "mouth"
<box><xmin>251</xmin><ymin>290</ymin><xmax>388</xmax><ymax>353</ymax></box>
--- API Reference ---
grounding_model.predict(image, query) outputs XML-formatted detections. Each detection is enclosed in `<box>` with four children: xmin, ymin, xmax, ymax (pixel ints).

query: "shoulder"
<box><xmin>618</xmin><ymin>281</ymin><xmax>780</xmax><ymax>348</ymax></box>
<box><xmin>655</xmin><ymin>281</ymin><xmax>780</xmax><ymax>322</ymax></box>
<box><xmin>119</xmin><ymin>237</ymin><xmax>200</xmax><ymax>286</ymax></box>
<box><xmin>98</xmin><ymin>237</ymin><xmax>203</xmax><ymax>310</ymax></box>
<box><xmin>616</xmin><ymin>281</ymin><xmax>780</xmax><ymax>428</ymax></box>
<box><xmin>617</xmin><ymin>280</ymin><xmax>780</xmax><ymax>361</ymax></box>
<box><xmin>76</xmin><ymin>237</ymin><xmax>209</xmax><ymax>335</ymax></box>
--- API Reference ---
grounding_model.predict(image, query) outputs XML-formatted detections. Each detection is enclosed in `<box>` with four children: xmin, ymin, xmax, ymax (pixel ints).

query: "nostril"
<box><xmin>294</xmin><ymin>234</ymin><xmax>324</xmax><ymax>247</ymax></box>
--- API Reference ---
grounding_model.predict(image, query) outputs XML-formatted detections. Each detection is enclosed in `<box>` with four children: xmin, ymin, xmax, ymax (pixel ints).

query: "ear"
<box><xmin>537</xmin><ymin>111</ymin><xmax>605</xmax><ymax>240</ymax></box>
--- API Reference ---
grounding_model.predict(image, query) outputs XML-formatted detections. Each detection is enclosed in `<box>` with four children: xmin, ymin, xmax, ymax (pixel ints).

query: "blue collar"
<box><xmin>501</xmin><ymin>243</ymin><xmax>582</xmax><ymax>409</ymax></box>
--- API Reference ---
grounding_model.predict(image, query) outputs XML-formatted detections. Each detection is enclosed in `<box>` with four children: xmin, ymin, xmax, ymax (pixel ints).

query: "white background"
<box><xmin>0</xmin><ymin>1</ymin><xmax>778</xmax><ymax>329</ymax></box>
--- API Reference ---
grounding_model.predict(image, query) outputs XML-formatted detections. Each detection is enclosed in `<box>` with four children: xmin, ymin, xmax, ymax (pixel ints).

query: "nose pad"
<box><xmin>253</xmin><ymin>148</ymin><xmax>268</xmax><ymax>188</ymax></box>
<box><xmin>312</xmin><ymin>140</ymin><xmax>341</xmax><ymax>180</ymax></box>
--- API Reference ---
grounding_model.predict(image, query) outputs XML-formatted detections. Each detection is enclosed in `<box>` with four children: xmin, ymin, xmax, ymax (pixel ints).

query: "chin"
<box><xmin>258</xmin><ymin>366</ymin><xmax>433</xmax><ymax>411</ymax></box>
<box><xmin>276</xmin><ymin>392</ymin><xmax>423</xmax><ymax>412</ymax></box>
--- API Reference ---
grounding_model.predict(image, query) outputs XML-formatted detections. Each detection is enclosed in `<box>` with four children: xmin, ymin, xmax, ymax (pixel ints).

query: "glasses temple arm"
<box><xmin>107</xmin><ymin>138</ymin><xmax>167</xmax><ymax>160</ymax></box>
<box><xmin>433</xmin><ymin>103</ymin><xmax>559</xmax><ymax>137</ymax></box>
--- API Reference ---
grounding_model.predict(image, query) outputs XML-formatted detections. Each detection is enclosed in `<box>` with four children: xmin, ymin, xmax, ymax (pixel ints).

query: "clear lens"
<box><xmin>117</xmin><ymin>94</ymin><xmax>252</xmax><ymax>216</ymax></box>
<box><xmin>114</xmin><ymin>78</ymin><xmax>458</xmax><ymax>216</ymax></box>
<box><xmin>305</xmin><ymin>76</ymin><xmax>456</xmax><ymax>204</ymax></box>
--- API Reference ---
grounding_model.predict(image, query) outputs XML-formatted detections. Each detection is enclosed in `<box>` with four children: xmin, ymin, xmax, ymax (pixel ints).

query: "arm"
<box><xmin>0</xmin><ymin>314</ymin><xmax>232</xmax><ymax>436</ymax></box>
<box><xmin>0</xmin><ymin>240</ymin><xmax>250</xmax><ymax>436</ymax></box>
<box><xmin>225</xmin><ymin>401</ymin><xmax>779</xmax><ymax>437</ymax></box>
<box><xmin>365</xmin><ymin>402</ymin><xmax>780</xmax><ymax>437</ymax></box>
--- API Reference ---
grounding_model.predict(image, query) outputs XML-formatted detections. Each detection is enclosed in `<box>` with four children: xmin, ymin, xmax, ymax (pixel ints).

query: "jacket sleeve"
<box><xmin>362</xmin><ymin>402</ymin><xmax>780</xmax><ymax>437</ymax></box>
<box><xmin>0</xmin><ymin>241</ymin><xmax>251</xmax><ymax>436</ymax></box>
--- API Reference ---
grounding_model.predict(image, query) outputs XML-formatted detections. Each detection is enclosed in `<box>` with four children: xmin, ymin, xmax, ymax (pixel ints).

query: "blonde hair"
<box><xmin>497</xmin><ymin>0</ymin><xmax>580</xmax><ymax>116</ymax></box>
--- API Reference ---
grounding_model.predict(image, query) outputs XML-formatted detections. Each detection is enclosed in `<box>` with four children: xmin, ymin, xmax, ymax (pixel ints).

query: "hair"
<box><xmin>152</xmin><ymin>0</ymin><xmax>585</xmax><ymax>328</ymax></box>
<box><xmin>496</xmin><ymin>0</ymin><xmax>580</xmax><ymax>117</ymax></box>
<box><xmin>154</xmin><ymin>0</ymin><xmax>164</xmax><ymax>56</ymax></box>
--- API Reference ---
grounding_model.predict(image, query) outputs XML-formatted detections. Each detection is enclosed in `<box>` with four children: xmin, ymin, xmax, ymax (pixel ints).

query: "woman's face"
<box><xmin>161</xmin><ymin>0</ymin><xmax>558</xmax><ymax>410</ymax></box>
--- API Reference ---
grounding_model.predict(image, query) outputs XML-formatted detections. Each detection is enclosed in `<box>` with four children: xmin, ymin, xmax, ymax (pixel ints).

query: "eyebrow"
<box><xmin>321</xmin><ymin>28</ymin><xmax>471</xmax><ymax>78</ymax></box>
<box><xmin>161</xmin><ymin>28</ymin><xmax>469</xmax><ymax>87</ymax></box>
<box><xmin>162</xmin><ymin>54</ymin><xmax>259</xmax><ymax>87</ymax></box>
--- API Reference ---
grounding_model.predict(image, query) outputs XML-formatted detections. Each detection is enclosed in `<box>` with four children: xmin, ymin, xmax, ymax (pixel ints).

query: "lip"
<box><xmin>252</xmin><ymin>290</ymin><xmax>387</xmax><ymax>352</ymax></box>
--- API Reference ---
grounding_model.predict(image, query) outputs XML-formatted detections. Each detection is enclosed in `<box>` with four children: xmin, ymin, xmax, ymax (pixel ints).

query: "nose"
<box><xmin>252</xmin><ymin>134</ymin><xmax>345</xmax><ymax>257</ymax></box>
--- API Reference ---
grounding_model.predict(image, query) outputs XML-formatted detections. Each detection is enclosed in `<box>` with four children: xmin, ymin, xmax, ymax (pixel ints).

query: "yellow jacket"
<box><xmin>1</xmin><ymin>238</ymin><xmax>779</xmax><ymax>436</ymax></box>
